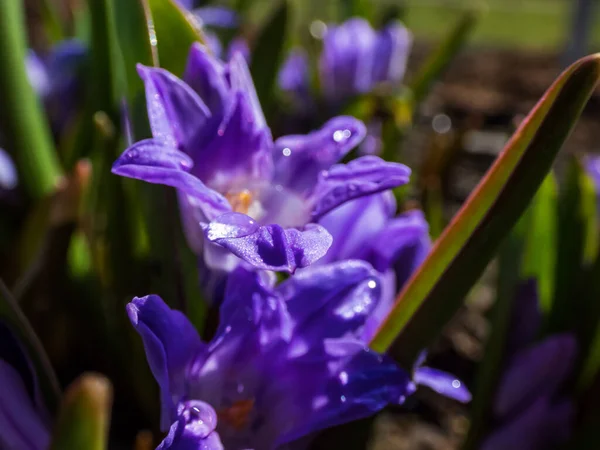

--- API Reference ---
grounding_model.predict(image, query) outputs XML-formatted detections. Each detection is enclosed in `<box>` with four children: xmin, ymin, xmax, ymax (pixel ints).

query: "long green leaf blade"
<box><xmin>146</xmin><ymin>0</ymin><xmax>207</xmax><ymax>75</ymax></box>
<box><xmin>250</xmin><ymin>0</ymin><xmax>289</xmax><ymax>118</ymax></box>
<box><xmin>0</xmin><ymin>0</ymin><xmax>63</xmax><ymax>199</ymax></box>
<box><xmin>370</xmin><ymin>54</ymin><xmax>600</xmax><ymax>367</ymax></box>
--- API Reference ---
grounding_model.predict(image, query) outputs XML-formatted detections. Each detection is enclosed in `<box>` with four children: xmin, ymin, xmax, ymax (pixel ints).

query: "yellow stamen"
<box><xmin>226</xmin><ymin>190</ymin><xmax>253</xmax><ymax>214</ymax></box>
<box><xmin>218</xmin><ymin>399</ymin><xmax>255</xmax><ymax>430</ymax></box>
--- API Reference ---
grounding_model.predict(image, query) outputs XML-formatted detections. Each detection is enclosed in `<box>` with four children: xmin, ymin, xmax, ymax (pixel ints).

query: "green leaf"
<box><xmin>250</xmin><ymin>0</ymin><xmax>289</xmax><ymax>119</ymax></box>
<box><xmin>409</xmin><ymin>6</ymin><xmax>482</xmax><ymax>108</ymax></box>
<box><xmin>114</xmin><ymin>0</ymin><xmax>158</xmax><ymax>103</ymax></box>
<box><xmin>369</xmin><ymin>54</ymin><xmax>600</xmax><ymax>367</ymax></box>
<box><xmin>0</xmin><ymin>0</ymin><xmax>63</xmax><ymax>199</ymax></box>
<box><xmin>462</xmin><ymin>226</ymin><xmax>525</xmax><ymax>450</ymax></box>
<box><xmin>146</xmin><ymin>0</ymin><xmax>207</xmax><ymax>75</ymax></box>
<box><xmin>0</xmin><ymin>280</ymin><xmax>61</xmax><ymax>413</ymax></box>
<box><xmin>548</xmin><ymin>157</ymin><xmax>598</xmax><ymax>333</ymax></box>
<box><xmin>49</xmin><ymin>374</ymin><xmax>112</xmax><ymax>450</ymax></box>
<box><xmin>521</xmin><ymin>173</ymin><xmax>558</xmax><ymax>315</ymax></box>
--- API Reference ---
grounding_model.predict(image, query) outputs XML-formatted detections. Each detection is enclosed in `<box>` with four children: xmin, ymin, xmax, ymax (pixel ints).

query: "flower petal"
<box><xmin>310</xmin><ymin>156</ymin><xmax>411</xmax><ymax>219</ymax></box>
<box><xmin>272</xmin><ymin>116</ymin><xmax>366</xmax><ymax>195</ymax></box>
<box><xmin>0</xmin><ymin>149</ymin><xmax>18</xmax><ymax>191</ymax></box>
<box><xmin>371</xmin><ymin>22</ymin><xmax>412</xmax><ymax>85</ymax></box>
<box><xmin>157</xmin><ymin>401</ymin><xmax>224</xmax><ymax>450</ymax></box>
<box><xmin>191</xmin><ymin>92</ymin><xmax>273</xmax><ymax>193</ymax></box>
<box><xmin>204</xmin><ymin>213</ymin><xmax>332</xmax><ymax>272</ymax></box>
<box><xmin>494</xmin><ymin>333</ymin><xmax>577</xmax><ymax>418</ymax></box>
<box><xmin>320</xmin><ymin>18</ymin><xmax>377</xmax><ymax>99</ymax></box>
<box><xmin>183</xmin><ymin>43</ymin><xmax>229</xmax><ymax>120</ymax></box>
<box><xmin>482</xmin><ymin>397</ymin><xmax>568</xmax><ymax>450</ymax></box>
<box><xmin>413</xmin><ymin>366</ymin><xmax>471</xmax><ymax>402</ymax></box>
<box><xmin>0</xmin><ymin>361</ymin><xmax>50</xmax><ymax>450</ymax></box>
<box><xmin>193</xmin><ymin>6</ymin><xmax>238</xmax><ymax>29</ymax></box>
<box><xmin>127</xmin><ymin>296</ymin><xmax>206</xmax><ymax>430</ymax></box>
<box><xmin>112</xmin><ymin>139</ymin><xmax>231</xmax><ymax>220</ymax></box>
<box><xmin>317</xmin><ymin>192</ymin><xmax>395</xmax><ymax>265</ymax></box>
<box><xmin>138</xmin><ymin>64</ymin><xmax>211</xmax><ymax>149</ymax></box>
<box><xmin>228</xmin><ymin>51</ymin><xmax>266</xmax><ymax>130</ymax></box>
<box><xmin>277</xmin><ymin>260</ymin><xmax>382</xmax><ymax>341</ymax></box>
<box><xmin>278</xmin><ymin>49</ymin><xmax>310</xmax><ymax>95</ymax></box>
<box><xmin>371</xmin><ymin>209</ymin><xmax>431</xmax><ymax>277</ymax></box>
<box><xmin>274</xmin><ymin>338</ymin><xmax>411</xmax><ymax>446</ymax></box>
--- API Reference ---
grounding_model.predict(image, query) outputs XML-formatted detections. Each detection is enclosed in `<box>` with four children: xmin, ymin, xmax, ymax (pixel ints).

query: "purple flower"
<box><xmin>319</xmin><ymin>18</ymin><xmax>412</xmax><ymax>101</ymax></box>
<box><xmin>194</xmin><ymin>6</ymin><xmax>239</xmax><ymax>29</ymax></box>
<box><xmin>26</xmin><ymin>39</ymin><xmax>87</xmax><ymax>130</ymax></box>
<box><xmin>317</xmin><ymin>192</ymin><xmax>431</xmax><ymax>340</ymax></box>
<box><xmin>278</xmin><ymin>49</ymin><xmax>311</xmax><ymax>109</ymax></box>
<box><xmin>0</xmin><ymin>321</ymin><xmax>51</xmax><ymax>450</ymax></box>
<box><xmin>0</xmin><ymin>149</ymin><xmax>18</xmax><ymax>192</ymax></box>
<box><xmin>128</xmin><ymin>261</ymin><xmax>468</xmax><ymax>449</ymax></box>
<box><xmin>112</xmin><ymin>44</ymin><xmax>411</xmax><ymax>273</ymax></box>
<box><xmin>480</xmin><ymin>280</ymin><xmax>577</xmax><ymax>450</ymax></box>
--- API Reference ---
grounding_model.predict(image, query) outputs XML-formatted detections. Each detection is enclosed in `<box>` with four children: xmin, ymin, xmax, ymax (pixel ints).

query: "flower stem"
<box><xmin>0</xmin><ymin>0</ymin><xmax>63</xmax><ymax>199</ymax></box>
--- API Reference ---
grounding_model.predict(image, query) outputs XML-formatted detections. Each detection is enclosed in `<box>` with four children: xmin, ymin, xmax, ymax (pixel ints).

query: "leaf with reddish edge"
<box><xmin>369</xmin><ymin>54</ymin><xmax>600</xmax><ymax>367</ymax></box>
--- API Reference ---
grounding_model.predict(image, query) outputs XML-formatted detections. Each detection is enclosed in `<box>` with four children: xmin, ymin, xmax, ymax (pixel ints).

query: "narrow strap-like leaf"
<box><xmin>370</xmin><ymin>54</ymin><xmax>600</xmax><ymax>367</ymax></box>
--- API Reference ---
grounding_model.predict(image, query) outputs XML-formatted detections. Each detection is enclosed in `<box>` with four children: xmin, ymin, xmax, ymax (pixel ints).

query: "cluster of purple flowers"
<box><xmin>480</xmin><ymin>280</ymin><xmax>577</xmax><ymax>450</ymax></box>
<box><xmin>110</xmin><ymin>43</ymin><xmax>470</xmax><ymax>449</ymax></box>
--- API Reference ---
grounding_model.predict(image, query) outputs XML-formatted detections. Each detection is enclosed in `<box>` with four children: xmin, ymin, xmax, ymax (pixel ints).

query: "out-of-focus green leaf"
<box><xmin>0</xmin><ymin>280</ymin><xmax>61</xmax><ymax>413</ymax></box>
<box><xmin>409</xmin><ymin>6</ymin><xmax>482</xmax><ymax>108</ymax></box>
<box><xmin>146</xmin><ymin>0</ymin><xmax>207</xmax><ymax>76</ymax></box>
<box><xmin>521</xmin><ymin>173</ymin><xmax>558</xmax><ymax>315</ymax></box>
<box><xmin>462</xmin><ymin>225</ymin><xmax>525</xmax><ymax>450</ymax></box>
<box><xmin>250</xmin><ymin>0</ymin><xmax>289</xmax><ymax>118</ymax></box>
<box><xmin>0</xmin><ymin>0</ymin><xmax>63</xmax><ymax>200</ymax></box>
<box><xmin>49</xmin><ymin>373</ymin><xmax>112</xmax><ymax>450</ymax></box>
<box><xmin>340</xmin><ymin>0</ymin><xmax>370</xmax><ymax>21</ymax></box>
<box><xmin>369</xmin><ymin>54</ymin><xmax>600</xmax><ymax>367</ymax></box>
<box><xmin>548</xmin><ymin>158</ymin><xmax>598</xmax><ymax>333</ymax></box>
<box><xmin>40</xmin><ymin>0</ymin><xmax>65</xmax><ymax>42</ymax></box>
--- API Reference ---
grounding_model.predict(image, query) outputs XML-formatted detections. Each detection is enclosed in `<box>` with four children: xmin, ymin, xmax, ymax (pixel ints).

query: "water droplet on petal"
<box><xmin>333</xmin><ymin>130</ymin><xmax>345</xmax><ymax>142</ymax></box>
<box><xmin>340</xmin><ymin>395</ymin><xmax>347</xmax><ymax>403</ymax></box>
<box><xmin>282</xmin><ymin>147</ymin><xmax>292</xmax><ymax>156</ymax></box>
<box><xmin>367</xmin><ymin>280</ymin><xmax>377</xmax><ymax>289</ymax></box>
<box><xmin>339</xmin><ymin>371</ymin><xmax>349</xmax><ymax>385</ymax></box>
<box><xmin>342</xmin><ymin>129</ymin><xmax>351</xmax><ymax>139</ymax></box>
<box><xmin>452</xmin><ymin>380</ymin><xmax>461</xmax><ymax>389</ymax></box>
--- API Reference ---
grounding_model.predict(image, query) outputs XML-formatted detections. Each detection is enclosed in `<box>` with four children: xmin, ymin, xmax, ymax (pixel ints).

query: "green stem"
<box><xmin>0</xmin><ymin>0</ymin><xmax>63</xmax><ymax>200</ymax></box>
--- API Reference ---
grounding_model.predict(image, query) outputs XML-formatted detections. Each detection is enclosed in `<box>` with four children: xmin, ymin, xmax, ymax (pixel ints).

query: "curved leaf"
<box><xmin>370</xmin><ymin>54</ymin><xmax>600</xmax><ymax>367</ymax></box>
<box><xmin>0</xmin><ymin>280</ymin><xmax>61</xmax><ymax>413</ymax></box>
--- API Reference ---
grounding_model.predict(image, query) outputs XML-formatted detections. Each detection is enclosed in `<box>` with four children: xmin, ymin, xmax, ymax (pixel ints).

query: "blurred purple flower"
<box><xmin>480</xmin><ymin>280</ymin><xmax>577</xmax><ymax>450</ymax></box>
<box><xmin>0</xmin><ymin>149</ymin><xmax>18</xmax><ymax>192</ymax></box>
<box><xmin>25</xmin><ymin>39</ymin><xmax>87</xmax><ymax>130</ymax></box>
<box><xmin>113</xmin><ymin>44</ymin><xmax>410</xmax><ymax>273</ymax></box>
<box><xmin>194</xmin><ymin>6</ymin><xmax>239</xmax><ymax>29</ymax></box>
<box><xmin>0</xmin><ymin>321</ymin><xmax>51</xmax><ymax>450</ymax></box>
<box><xmin>319</xmin><ymin>18</ymin><xmax>411</xmax><ymax>101</ymax></box>
<box><xmin>129</xmin><ymin>261</ymin><xmax>468</xmax><ymax>449</ymax></box>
